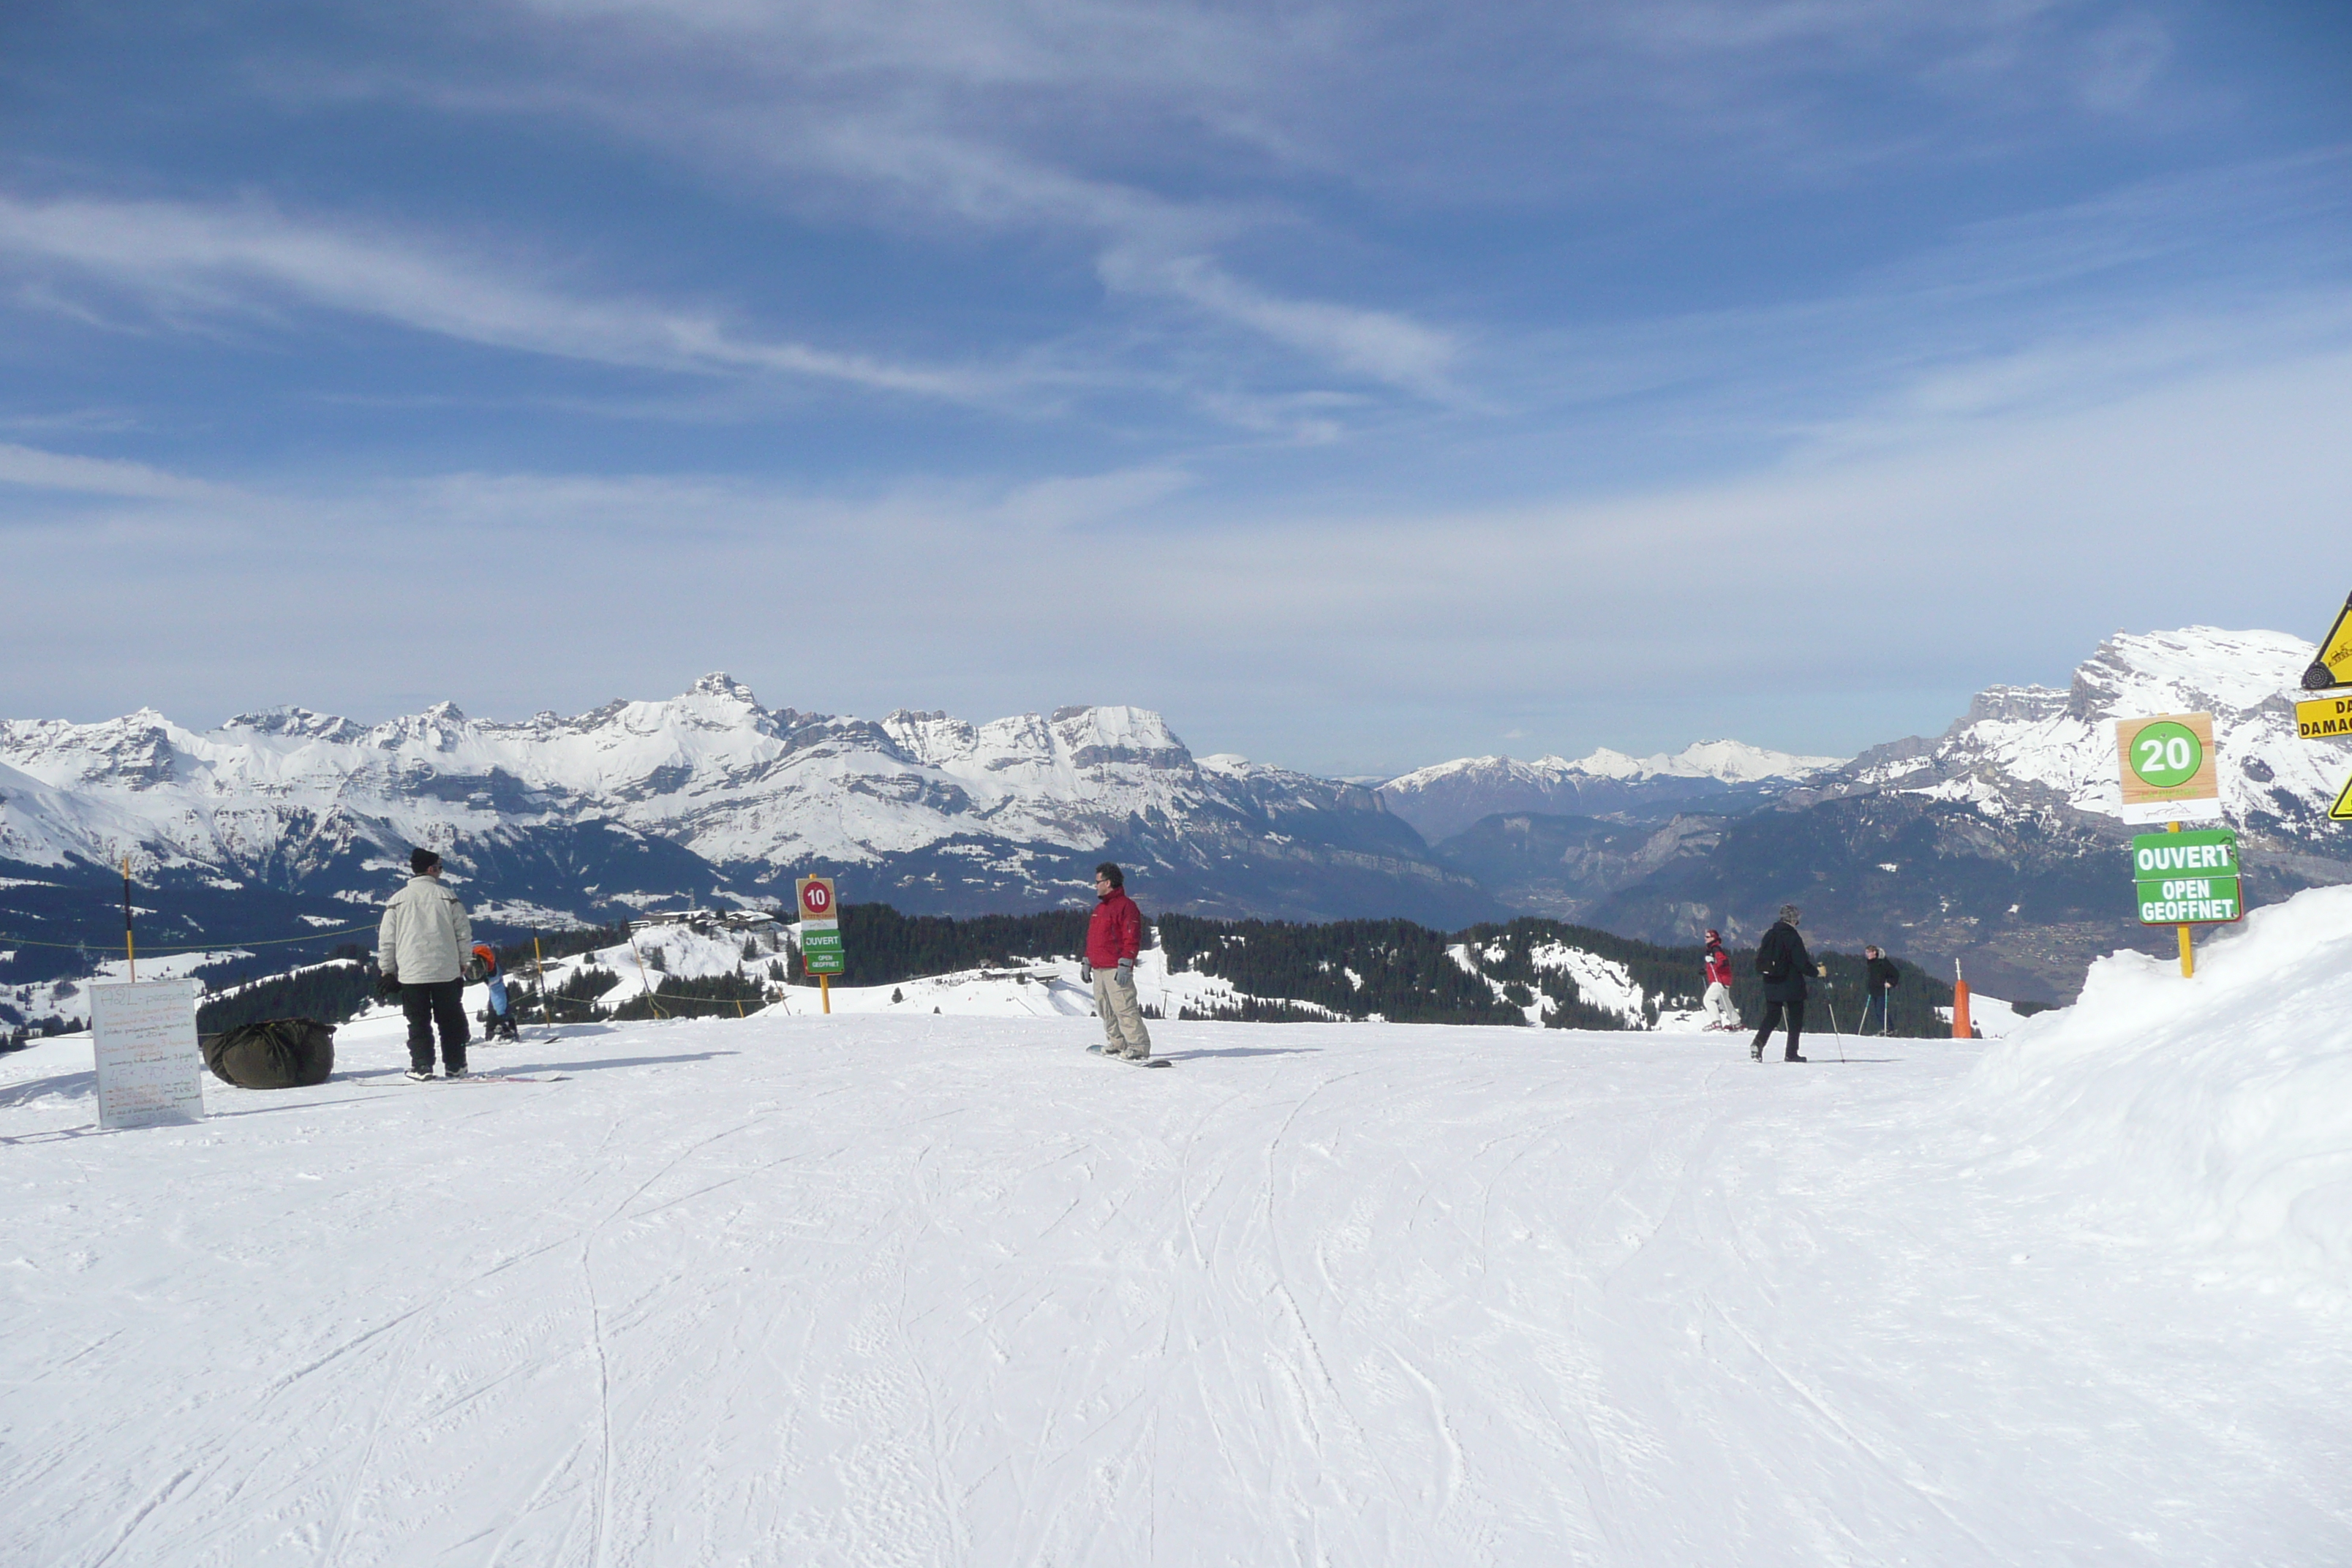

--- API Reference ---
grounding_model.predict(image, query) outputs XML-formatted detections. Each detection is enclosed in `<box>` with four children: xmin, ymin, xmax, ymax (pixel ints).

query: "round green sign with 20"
<box><xmin>2128</xmin><ymin>720</ymin><xmax>2204</xmax><ymax>788</ymax></box>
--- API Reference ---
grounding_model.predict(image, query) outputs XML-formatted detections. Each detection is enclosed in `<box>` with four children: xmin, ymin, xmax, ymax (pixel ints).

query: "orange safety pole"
<box><xmin>820</xmin><ymin>973</ymin><xmax>831</xmax><ymax>1014</ymax></box>
<box><xmin>1950</xmin><ymin>956</ymin><xmax>1971</xmax><ymax>1039</ymax></box>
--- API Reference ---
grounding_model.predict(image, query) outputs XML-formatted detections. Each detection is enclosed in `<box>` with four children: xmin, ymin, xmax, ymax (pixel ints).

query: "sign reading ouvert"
<box><xmin>90</xmin><ymin>979</ymin><xmax>206</xmax><ymax>1129</ymax></box>
<box><xmin>2131</xmin><ymin>829</ymin><xmax>2242</xmax><ymax>927</ymax></box>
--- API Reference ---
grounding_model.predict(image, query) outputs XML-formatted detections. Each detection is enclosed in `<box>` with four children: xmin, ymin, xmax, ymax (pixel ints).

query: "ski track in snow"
<box><xmin>2</xmin><ymin>1003</ymin><xmax>2347</xmax><ymax>1567</ymax></box>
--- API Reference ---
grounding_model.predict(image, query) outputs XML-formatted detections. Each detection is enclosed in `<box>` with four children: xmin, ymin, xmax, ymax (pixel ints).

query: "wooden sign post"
<box><xmin>2114</xmin><ymin>713</ymin><xmax>2225</xmax><ymax>977</ymax></box>
<box><xmin>796</xmin><ymin>875</ymin><xmax>845</xmax><ymax>1014</ymax></box>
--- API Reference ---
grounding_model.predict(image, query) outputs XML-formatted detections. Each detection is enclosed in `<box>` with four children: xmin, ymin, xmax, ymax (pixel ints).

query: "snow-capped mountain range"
<box><xmin>4</xmin><ymin>627</ymin><xmax>2344</xmax><ymax>1006</ymax></box>
<box><xmin>1817</xmin><ymin>628</ymin><xmax>2345</xmax><ymax>836</ymax></box>
<box><xmin>0</xmin><ymin>679</ymin><xmax>1501</xmax><ymax>969</ymax></box>
<box><xmin>1</xmin><ymin>677</ymin><xmax>1297</xmax><ymax>875</ymax></box>
<box><xmin>1452</xmin><ymin>627</ymin><xmax>2352</xmax><ymax>1000</ymax></box>
<box><xmin>1378</xmin><ymin>741</ymin><xmax>1842</xmax><ymax>843</ymax></box>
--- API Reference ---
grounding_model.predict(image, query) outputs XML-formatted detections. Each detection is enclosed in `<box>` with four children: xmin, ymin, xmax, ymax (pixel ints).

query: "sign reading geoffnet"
<box><xmin>2130</xmin><ymin>829</ymin><xmax>2242</xmax><ymax>927</ymax></box>
<box><xmin>2113</xmin><ymin>712</ymin><xmax>2223</xmax><ymax>824</ymax></box>
<box><xmin>90</xmin><ymin>979</ymin><xmax>206</xmax><ymax>1130</ymax></box>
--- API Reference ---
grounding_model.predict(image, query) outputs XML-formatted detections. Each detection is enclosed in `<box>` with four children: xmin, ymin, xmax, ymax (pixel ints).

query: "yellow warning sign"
<box><xmin>2298</xmin><ymin>693</ymin><xmax>2352</xmax><ymax>740</ymax></box>
<box><xmin>2334</xmin><ymin>770</ymin><xmax>2352</xmax><ymax>823</ymax></box>
<box><xmin>2303</xmin><ymin>590</ymin><xmax>2352</xmax><ymax>692</ymax></box>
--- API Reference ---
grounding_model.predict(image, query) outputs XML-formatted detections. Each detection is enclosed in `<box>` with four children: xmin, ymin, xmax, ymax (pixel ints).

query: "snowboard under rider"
<box><xmin>1701</xmin><ymin>930</ymin><xmax>1738</xmax><ymax>1030</ymax></box>
<box><xmin>1749</xmin><ymin>904</ymin><xmax>1824</xmax><ymax>1063</ymax></box>
<box><xmin>1861</xmin><ymin>945</ymin><xmax>1899</xmax><ymax>1036</ymax></box>
<box><xmin>1085</xmin><ymin>862</ymin><xmax>1153</xmax><ymax>1061</ymax></box>
<box><xmin>377</xmin><ymin>847</ymin><xmax>474</xmax><ymax>1080</ymax></box>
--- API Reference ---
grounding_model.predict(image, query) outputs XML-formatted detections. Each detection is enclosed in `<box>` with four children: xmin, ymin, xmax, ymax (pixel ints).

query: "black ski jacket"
<box><xmin>1754</xmin><ymin>920</ymin><xmax>1814</xmax><ymax>1003</ymax></box>
<box><xmin>1865</xmin><ymin>955</ymin><xmax>1900</xmax><ymax>995</ymax></box>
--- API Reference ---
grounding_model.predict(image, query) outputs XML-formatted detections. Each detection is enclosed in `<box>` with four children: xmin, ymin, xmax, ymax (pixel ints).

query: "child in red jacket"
<box><xmin>1702</xmin><ymin>929</ymin><xmax>1738</xmax><ymax>1030</ymax></box>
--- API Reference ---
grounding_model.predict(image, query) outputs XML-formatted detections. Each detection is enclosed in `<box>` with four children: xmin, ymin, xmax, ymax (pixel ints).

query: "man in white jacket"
<box><xmin>378</xmin><ymin>847</ymin><xmax>474</xmax><ymax>1080</ymax></box>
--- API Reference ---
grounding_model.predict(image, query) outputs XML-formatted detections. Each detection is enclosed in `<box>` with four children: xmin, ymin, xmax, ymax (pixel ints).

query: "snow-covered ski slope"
<box><xmin>4</xmin><ymin>892</ymin><xmax>2348</xmax><ymax>1566</ymax></box>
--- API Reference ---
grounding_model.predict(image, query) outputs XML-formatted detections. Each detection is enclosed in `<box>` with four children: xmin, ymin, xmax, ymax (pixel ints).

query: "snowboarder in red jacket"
<box><xmin>1085</xmin><ymin>862</ymin><xmax>1153</xmax><ymax>1060</ymax></box>
<box><xmin>1701</xmin><ymin>929</ymin><xmax>1739</xmax><ymax>1030</ymax></box>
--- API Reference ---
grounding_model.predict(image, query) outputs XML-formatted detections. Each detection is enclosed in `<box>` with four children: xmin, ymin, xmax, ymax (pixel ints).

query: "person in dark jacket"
<box><xmin>1861</xmin><ymin>945</ymin><xmax>1899</xmax><ymax>1036</ymax></box>
<box><xmin>1085</xmin><ymin>862</ymin><xmax>1152</xmax><ymax>1060</ymax></box>
<box><xmin>1749</xmin><ymin>903</ymin><xmax>1824</xmax><ymax>1063</ymax></box>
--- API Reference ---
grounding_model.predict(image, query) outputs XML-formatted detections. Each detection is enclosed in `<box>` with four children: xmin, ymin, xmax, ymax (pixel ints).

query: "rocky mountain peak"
<box><xmin>1048</xmin><ymin>706</ymin><xmax>1192</xmax><ymax>772</ymax></box>
<box><xmin>1960</xmin><ymin>686</ymin><xmax>2068</xmax><ymax>727</ymax></box>
<box><xmin>2067</xmin><ymin>627</ymin><xmax>2310</xmax><ymax>723</ymax></box>
<box><xmin>689</xmin><ymin>673</ymin><xmax>761</xmax><ymax>705</ymax></box>
<box><xmin>221</xmin><ymin>706</ymin><xmax>370</xmax><ymax>745</ymax></box>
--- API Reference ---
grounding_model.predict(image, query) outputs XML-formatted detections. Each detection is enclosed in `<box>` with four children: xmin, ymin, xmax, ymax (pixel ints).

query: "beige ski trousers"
<box><xmin>1091</xmin><ymin>965</ymin><xmax>1153</xmax><ymax>1058</ymax></box>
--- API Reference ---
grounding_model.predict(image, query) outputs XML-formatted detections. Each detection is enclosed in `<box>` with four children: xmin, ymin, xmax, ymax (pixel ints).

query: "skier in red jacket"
<box><xmin>1085</xmin><ymin>862</ymin><xmax>1153</xmax><ymax>1060</ymax></box>
<box><xmin>1701</xmin><ymin>928</ymin><xmax>1738</xmax><ymax>1031</ymax></box>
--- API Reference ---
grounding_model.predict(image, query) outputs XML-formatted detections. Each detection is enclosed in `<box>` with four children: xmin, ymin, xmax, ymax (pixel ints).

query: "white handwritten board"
<box><xmin>91</xmin><ymin>979</ymin><xmax>206</xmax><ymax>1130</ymax></box>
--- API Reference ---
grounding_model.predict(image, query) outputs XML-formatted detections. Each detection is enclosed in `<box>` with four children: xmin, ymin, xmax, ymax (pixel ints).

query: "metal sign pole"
<box><xmin>121</xmin><ymin>855</ymin><xmax>136</xmax><ymax>981</ymax></box>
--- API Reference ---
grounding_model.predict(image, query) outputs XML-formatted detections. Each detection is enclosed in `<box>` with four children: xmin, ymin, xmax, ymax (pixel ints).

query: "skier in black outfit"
<box><xmin>1751</xmin><ymin>903</ymin><xmax>1824</xmax><ymax>1063</ymax></box>
<box><xmin>1861</xmin><ymin>945</ymin><xmax>1899</xmax><ymax>1035</ymax></box>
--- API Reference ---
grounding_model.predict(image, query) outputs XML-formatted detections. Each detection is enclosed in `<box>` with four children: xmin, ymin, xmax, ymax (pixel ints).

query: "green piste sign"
<box><xmin>796</xmin><ymin>875</ymin><xmax>845</xmax><ymax>976</ymax></box>
<box><xmin>2130</xmin><ymin>829</ymin><xmax>2242</xmax><ymax>927</ymax></box>
<box><xmin>800</xmin><ymin>927</ymin><xmax>845</xmax><ymax>975</ymax></box>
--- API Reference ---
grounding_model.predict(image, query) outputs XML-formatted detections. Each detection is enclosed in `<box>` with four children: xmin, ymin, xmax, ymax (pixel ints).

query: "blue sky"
<box><xmin>3</xmin><ymin>1</ymin><xmax>2348</xmax><ymax>777</ymax></box>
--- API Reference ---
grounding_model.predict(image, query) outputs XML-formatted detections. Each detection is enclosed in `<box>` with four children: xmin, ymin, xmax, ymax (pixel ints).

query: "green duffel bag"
<box><xmin>200</xmin><ymin>1017</ymin><xmax>336</xmax><ymax>1090</ymax></box>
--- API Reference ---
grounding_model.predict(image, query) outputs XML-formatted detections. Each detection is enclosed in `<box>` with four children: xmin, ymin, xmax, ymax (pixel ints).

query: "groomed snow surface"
<box><xmin>5</xmin><ymin>892</ymin><xmax>2350</xmax><ymax>1566</ymax></box>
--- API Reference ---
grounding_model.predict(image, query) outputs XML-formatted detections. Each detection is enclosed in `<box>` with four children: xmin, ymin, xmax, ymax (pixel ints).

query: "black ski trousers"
<box><xmin>1752</xmin><ymin>997</ymin><xmax>1806</xmax><ymax>1060</ymax></box>
<box><xmin>402</xmin><ymin>980</ymin><xmax>470</xmax><ymax>1074</ymax></box>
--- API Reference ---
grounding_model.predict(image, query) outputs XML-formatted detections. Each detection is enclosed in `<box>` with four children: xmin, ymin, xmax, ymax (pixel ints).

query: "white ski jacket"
<box><xmin>377</xmin><ymin>875</ymin><xmax>472</xmax><ymax>985</ymax></box>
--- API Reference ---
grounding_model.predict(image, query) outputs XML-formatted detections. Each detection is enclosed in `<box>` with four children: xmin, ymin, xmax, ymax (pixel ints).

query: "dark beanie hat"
<box><xmin>411</xmin><ymin>847</ymin><xmax>441</xmax><ymax>875</ymax></box>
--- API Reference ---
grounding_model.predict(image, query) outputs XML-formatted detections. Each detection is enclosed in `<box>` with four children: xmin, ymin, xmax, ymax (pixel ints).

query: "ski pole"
<box><xmin>1823</xmin><ymin>980</ymin><xmax>1844</xmax><ymax>1063</ymax></box>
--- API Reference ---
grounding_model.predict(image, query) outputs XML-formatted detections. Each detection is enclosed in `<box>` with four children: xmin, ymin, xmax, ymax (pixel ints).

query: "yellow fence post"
<box><xmin>626</xmin><ymin>932</ymin><xmax>666</xmax><ymax>1018</ymax></box>
<box><xmin>533</xmin><ymin>935</ymin><xmax>554</xmax><ymax>1028</ymax></box>
<box><xmin>2168</xmin><ymin>821</ymin><xmax>2194</xmax><ymax>978</ymax></box>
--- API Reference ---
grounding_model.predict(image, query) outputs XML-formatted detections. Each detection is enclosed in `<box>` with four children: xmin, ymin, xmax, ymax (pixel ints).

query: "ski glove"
<box><xmin>1116</xmin><ymin>958</ymin><xmax>1135</xmax><ymax>978</ymax></box>
<box><xmin>377</xmin><ymin>970</ymin><xmax>402</xmax><ymax>996</ymax></box>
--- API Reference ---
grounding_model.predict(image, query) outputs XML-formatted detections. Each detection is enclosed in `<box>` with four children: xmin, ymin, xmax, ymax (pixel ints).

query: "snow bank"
<box><xmin>1967</xmin><ymin>883</ymin><xmax>2352</xmax><ymax>1285</ymax></box>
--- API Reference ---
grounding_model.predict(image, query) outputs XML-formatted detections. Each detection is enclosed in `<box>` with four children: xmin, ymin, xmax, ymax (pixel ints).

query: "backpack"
<box><xmin>1755</xmin><ymin>934</ymin><xmax>1791</xmax><ymax>983</ymax></box>
<box><xmin>200</xmin><ymin>1017</ymin><xmax>336</xmax><ymax>1090</ymax></box>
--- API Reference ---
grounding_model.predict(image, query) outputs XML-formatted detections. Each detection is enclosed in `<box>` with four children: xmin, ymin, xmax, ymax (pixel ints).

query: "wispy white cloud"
<box><xmin>0</xmin><ymin>192</ymin><xmax>1011</xmax><ymax>402</ymax></box>
<box><xmin>189</xmin><ymin>0</ymin><xmax>2240</xmax><ymax>419</ymax></box>
<box><xmin>1099</xmin><ymin>249</ymin><xmax>1458</xmax><ymax>396</ymax></box>
<box><xmin>292</xmin><ymin>2</ymin><xmax>1469</xmax><ymax>399</ymax></box>
<box><xmin>0</xmin><ymin>442</ymin><xmax>229</xmax><ymax>501</ymax></box>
